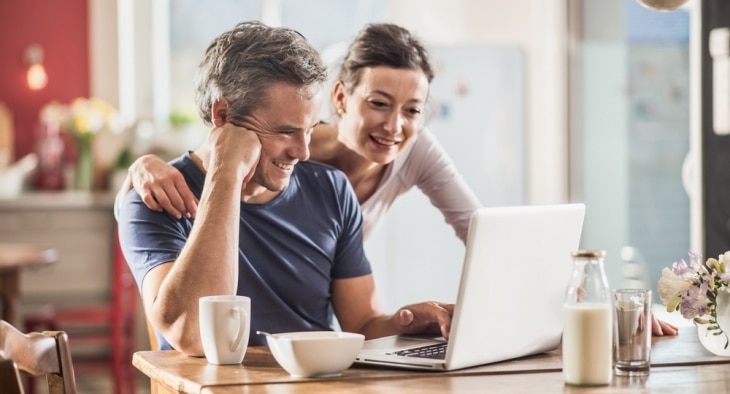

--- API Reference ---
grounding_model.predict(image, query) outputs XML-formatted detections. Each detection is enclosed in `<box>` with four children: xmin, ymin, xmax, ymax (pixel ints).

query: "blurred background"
<box><xmin>1</xmin><ymin>0</ymin><xmax>724</xmax><ymax>392</ymax></box>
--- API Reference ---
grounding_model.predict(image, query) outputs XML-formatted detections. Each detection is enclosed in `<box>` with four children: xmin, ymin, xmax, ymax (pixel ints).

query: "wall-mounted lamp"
<box><xmin>636</xmin><ymin>0</ymin><xmax>690</xmax><ymax>11</ymax></box>
<box><xmin>24</xmin><ymin>44</ymin><xmax>48</xmax><ymax>91</ymax></box>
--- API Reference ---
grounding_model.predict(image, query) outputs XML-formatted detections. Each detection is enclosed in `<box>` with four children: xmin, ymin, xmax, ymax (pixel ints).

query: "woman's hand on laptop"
<box><xmin>392</xmin><ymin>302</ymin><xmax>454</xmax><ymax>339</ymax></box>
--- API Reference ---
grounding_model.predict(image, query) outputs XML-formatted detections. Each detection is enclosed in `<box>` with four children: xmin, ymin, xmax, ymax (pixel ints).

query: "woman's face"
<box><xmin>334</xmin><ymin>66</ymin><xmax>430</xmax><ymax>165</ymax></box>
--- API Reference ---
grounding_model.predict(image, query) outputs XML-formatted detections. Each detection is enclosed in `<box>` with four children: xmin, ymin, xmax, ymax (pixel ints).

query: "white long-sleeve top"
<box><xmin>360</xmin><ymin>128</ymin><xmax>482</xmax><ymax>243</ymax></box>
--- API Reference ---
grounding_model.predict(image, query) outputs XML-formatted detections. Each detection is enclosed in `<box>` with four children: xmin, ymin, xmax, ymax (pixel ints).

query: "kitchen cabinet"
<box><xmin>0</xmin><ymin>191</ymin><xmax>116</xmax><ymax>310</ymax></box>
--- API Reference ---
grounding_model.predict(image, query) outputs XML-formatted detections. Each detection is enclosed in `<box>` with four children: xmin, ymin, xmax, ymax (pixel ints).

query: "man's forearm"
<box><xmin>358</xmin><ymin>314</ymin><xmax>401</xmax><ymax>339</ymax></box>
<box><xmin>149</xmin><ymin>167</ymin><xmax>242</xmax><ymax>355</ymax></box>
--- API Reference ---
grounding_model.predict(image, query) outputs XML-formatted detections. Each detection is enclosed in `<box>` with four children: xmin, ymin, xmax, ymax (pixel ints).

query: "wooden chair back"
<box><xmin>23</xmin><ymin>233</ymin><xmax>139</xmax><ymax>394</ymax></box>
<box><xmin>0</xmin><ymin>358</ymin><xmax>23</xmax><ymax>394</ymax></box>
<box><xmin>0</xmin><ymin>320</ymin><xmax>77</xmax><ymax>394</ymax></box>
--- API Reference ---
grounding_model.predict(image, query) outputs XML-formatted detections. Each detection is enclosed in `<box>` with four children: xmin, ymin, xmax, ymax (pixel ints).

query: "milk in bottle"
<box><xmin>562</xmin><ymin>250</ymin><xmax>612</xmax><ymax>386</ymax></box>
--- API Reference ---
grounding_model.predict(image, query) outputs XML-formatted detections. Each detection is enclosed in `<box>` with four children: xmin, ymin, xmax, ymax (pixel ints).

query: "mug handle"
<box><xmin>229</xmin><ymin>307</ymin><xmax>247</xmax><ymax>352</ymax></box>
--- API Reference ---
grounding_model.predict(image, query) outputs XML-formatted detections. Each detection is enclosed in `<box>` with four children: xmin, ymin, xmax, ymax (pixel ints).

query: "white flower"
<box><xmin>67</xmin><ymin>97</ymin><xmax>120</xmax><ymax>135</ymax></box>
<box><xmin>40</xmin><ymin>97</ymin><xmax>121</xmax><ymax>138</ymax></box>
<box><xmin>657</xmin><ymin>267</ymin><xmax>692</xmax><ymax>311</ymax></box>
<box><xmin>40</xmin><ymin>101</ymin><xmax>67</xmax><ymax>126</ymax></box>
<box><xmin>720</xmin><ymin>251</ymin><xmax>730</xmax><ymax>263</ymax></box>
<box><xmin>660</xmin><ymin>250</ymin><xmax>730</xmax><ymax>350</ymax></box>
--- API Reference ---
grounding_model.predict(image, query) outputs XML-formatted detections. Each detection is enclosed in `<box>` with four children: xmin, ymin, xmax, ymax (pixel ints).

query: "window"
<box><xmin>164</xmin><ymin>0</ymin><xmax>387</xmax><ymax>151</ymax></box>
<box><xmin>569</xmin><ymin>0</ymin><xmax>691</xmax><ymax>295</ymax></box>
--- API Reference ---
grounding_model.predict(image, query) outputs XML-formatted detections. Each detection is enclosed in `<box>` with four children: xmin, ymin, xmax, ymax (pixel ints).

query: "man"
<box><xmin>117</xmin><ymin>21</ymin><xmax>453</xmax><ymax>356</ymax></box>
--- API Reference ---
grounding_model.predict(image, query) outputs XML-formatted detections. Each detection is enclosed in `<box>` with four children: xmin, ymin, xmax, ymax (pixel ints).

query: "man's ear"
<box><xmin>211</xmin><ymin>98</ymin><xmax>230</xmax><ymax>127</ymax></box>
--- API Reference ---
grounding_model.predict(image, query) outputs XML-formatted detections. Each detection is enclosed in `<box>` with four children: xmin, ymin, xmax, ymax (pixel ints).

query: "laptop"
<box><xmin>354</xmin><ymin>203</ymin><xmax>586</xmax><ymax>371</ymax></box>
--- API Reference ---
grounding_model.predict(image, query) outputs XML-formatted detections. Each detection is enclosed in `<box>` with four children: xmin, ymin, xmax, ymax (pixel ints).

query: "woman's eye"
<box><xmin>404</xmin><ymin>108</ymin><xmax>423</xmax><ymax>118</ymax></box>
<box><xmin>370</xmin><ymin>100</ymin><xmax>387</xmax><ymax>108</ymax></box>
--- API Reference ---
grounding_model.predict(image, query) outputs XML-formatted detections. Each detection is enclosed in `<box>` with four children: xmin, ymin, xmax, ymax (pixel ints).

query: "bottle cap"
<box><xmin>571</xmin><ymin>250</ymin><xmax>606</xmax><ymax>258</ymax></box>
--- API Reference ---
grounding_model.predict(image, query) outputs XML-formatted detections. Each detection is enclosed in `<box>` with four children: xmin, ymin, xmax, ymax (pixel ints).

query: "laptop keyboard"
<box><xmin>388</xmin><ymin>343</ymin><xmax>448</xmax><ymax>359</ymax></box>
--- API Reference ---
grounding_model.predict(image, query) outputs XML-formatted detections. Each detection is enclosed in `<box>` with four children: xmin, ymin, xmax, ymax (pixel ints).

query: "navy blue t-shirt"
<box><xmin>117</xmin><ymin>153</ymin><xmax>372</xmax><ymax>348</ymax></box>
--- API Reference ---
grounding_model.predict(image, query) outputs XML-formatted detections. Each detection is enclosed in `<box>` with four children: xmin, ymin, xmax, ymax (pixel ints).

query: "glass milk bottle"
<box><xmin>562</xmin><ymin>250</ymin><xmax>613</xmax><ymax>386</ymax></box>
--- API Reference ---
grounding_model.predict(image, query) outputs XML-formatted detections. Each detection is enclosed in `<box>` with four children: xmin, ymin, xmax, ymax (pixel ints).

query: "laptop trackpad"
<box><xmin>359</xmin><ymin>335</ymin><xmax>445</xmax><ymax>355</ymax></box>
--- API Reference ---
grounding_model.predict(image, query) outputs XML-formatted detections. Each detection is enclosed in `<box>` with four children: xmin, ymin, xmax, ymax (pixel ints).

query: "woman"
<box><xmin>117</xmin><ymin>23</ymin><xmax>480</xmax><ymax>243</ymax></box>
<box><xmin>117</xmin><ymin>22</ymin><xmax>677</xmax><ymax>336</ymax></box>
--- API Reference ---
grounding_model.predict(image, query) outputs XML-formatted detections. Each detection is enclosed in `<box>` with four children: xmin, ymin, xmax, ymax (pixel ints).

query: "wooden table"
<box><xmin>0</xmin><ymin>243</ymin><xmax>57</xmax><ymax>325</ymax></box>
<box><xmin>134</xmin><ymin>327</ymin><xmax>730</xmax><ymax>393</ymax></box>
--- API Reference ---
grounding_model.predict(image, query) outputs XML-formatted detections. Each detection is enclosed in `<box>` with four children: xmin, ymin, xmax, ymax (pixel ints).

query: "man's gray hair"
<box><xmin>194</xmin><ymin>21</ymin><xmax>328</xmax><ymax>126</ymax></box>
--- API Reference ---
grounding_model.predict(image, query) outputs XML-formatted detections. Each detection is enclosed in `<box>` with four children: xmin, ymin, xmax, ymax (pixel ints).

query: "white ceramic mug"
<box><xmin>199</xmin><ymin>295</ymin><xmax>250</xmax><ymax>365</ymax></box>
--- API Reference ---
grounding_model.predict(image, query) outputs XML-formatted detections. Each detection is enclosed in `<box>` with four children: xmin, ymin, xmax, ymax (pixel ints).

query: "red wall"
<box><xmin>0</xmin><ymin>0</ymin><xmax>89</xmax><ymax>161</ymax></box>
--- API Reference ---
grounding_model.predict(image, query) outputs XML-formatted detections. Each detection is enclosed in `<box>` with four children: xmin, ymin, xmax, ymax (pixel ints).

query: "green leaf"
<box><xmin>114</xmin><ymin>147</ymin><xmax>133</xmax><ymax>169</ymax></box>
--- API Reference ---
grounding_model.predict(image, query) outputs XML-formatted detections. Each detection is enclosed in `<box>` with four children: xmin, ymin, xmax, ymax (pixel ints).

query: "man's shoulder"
<box><xmin>167</xmin><ymin>152</ymin><xmax>205</xmax><ymax>195</ymax></box>
<box><xmin>169</xmin><ymin>152</ymin><xmax>204</xmax><ymax>177</ymax></box>
<box><xmin>168</xmin><ymin>152</ymin><xmax>193</xmax><ymax>170</ymax></box>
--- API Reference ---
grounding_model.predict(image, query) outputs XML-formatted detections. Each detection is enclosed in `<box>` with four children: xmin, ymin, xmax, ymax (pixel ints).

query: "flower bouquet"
<box><xmin>657</xmin><ymin>250</ymin><xmax>730</xmax><ymax>355</ymax></box>
<box><xmin>41</xmin><ymin>98</ymin><xmax>120</xmax><ymax>190</ymax></box>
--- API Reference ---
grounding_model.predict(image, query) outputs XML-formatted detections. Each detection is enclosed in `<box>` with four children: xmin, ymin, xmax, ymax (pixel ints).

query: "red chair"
<box><xmin>23</xmin><ymin>233</ymin><xmax>137</xmax><ymax>394</ymax></box>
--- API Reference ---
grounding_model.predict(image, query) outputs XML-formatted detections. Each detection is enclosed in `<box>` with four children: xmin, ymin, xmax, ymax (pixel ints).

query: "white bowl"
<box><xmin>264</xmin><ymin>331</ymin><xmax>365</xmax><ymax>377</ymax></box>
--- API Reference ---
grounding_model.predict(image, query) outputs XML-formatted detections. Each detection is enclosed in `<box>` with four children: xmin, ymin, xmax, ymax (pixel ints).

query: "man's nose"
<box><xmin>289</xmin><ymin>131</ymin><xmax>310</xmax><ymax>161</ymax></box>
